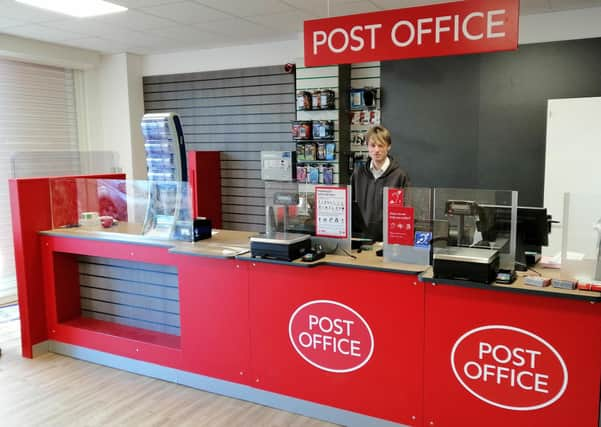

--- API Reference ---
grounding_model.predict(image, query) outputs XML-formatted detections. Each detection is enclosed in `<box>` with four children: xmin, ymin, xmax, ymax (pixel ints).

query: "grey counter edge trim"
<box><xmin>49</xmin><ymin>341</ymin><xmax>407</xmax><ymax>427</ymax></box>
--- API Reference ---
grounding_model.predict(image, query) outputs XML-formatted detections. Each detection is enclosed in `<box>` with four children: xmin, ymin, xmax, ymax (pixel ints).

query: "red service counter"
<box><xmin>9</xmin><ymin>175</ymin><xmax>601</xmax><ymax>427</ymax></box>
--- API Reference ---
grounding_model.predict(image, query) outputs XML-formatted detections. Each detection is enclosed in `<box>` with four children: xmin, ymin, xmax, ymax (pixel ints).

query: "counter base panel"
<box><xmin>48</xmin><ymin>340</ymin><xmax>408</xmax><ymax>427</ymax></box>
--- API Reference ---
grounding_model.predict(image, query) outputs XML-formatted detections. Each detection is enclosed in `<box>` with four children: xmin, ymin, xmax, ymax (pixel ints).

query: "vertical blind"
<box><xmin>0</xmin><ymin>58</ymin><xmax>80</xmax><ymax>300</ymax></box>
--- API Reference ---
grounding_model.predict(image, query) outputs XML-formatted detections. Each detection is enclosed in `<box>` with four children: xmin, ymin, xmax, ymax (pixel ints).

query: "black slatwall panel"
<box><xmin>143</xmin><ymin>65</ymin><xmax>295</xmax><ymax>231</ymax></box>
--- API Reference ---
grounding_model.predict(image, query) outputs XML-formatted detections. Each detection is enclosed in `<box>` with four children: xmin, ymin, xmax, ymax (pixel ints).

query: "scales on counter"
<box><xmin>250</xmin><ymin>232</ymin><xmax>312</xmax><ymax>262</ymax></box>
<box><xmin>433</xmin><ymin>246</ymin><xmax>500</xmax><ymax>284</ymax></box>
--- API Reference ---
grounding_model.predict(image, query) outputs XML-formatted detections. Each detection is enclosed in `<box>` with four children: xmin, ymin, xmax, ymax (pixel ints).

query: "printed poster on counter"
<box><xmin>387</xmin><ymin>188</ymin><xmax>414</xmax><ymax>245</ymax></box>
<box><xmin>315</xmin><ymin>186</ymin><xmax>348</xmax><ymax>238</ymax></box>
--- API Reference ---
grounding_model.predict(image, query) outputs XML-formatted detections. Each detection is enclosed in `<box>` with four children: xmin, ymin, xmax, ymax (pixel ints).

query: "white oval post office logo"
<box><xmin>451</xmin><ymin>325</ymin><xmax>568</xmax><ymax>411</ymax></box>
<box><xmin>288</xmin><ymin>300</ymin><xmax>374</xmax><ymax>373</ymax></box>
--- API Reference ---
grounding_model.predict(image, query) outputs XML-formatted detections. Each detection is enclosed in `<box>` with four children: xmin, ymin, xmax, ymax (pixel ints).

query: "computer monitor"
<box><xmin>477</xmin><ymin>205</ymin><xmax>551</xmax><ymax>269</ymax></box>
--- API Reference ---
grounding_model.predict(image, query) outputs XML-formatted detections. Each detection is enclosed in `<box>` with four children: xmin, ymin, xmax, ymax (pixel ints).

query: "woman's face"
<box><xmin>368</xmin><ymin>138</ymin><xmax>390</xmax><ymax>164</ymax></box>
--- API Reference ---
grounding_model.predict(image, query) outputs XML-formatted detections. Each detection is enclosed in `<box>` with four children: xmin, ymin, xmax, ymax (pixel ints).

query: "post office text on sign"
<box><xmin>312</xmin><ymin>10</ymin><xmax>508</xmax><ymax>56</ymax></box>
<box><xmin>303</xmin><ymin>0</ymin><xmax>519</xmax><ymax>66</ymax></box>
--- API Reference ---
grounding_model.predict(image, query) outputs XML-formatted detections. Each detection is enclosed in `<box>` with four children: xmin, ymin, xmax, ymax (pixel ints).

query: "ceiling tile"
<box><xmin>59</xmin><ymin>37</ymin><xmax>131</xmax><ymax>54</ymax></box>
<box><xmin>284</xmin><ymin>0</ymin><xmax>378</xmax><ymax>15</ymax></box>
<box><xmin>144</xmin><ymin>1</ymin><xmax>234</xmax><ymax>24</ymax></box>
<box><xmin>194</xmin><ymin>0</ymin><xmax>296</xmax><ymax>17</ymax></box>
<box><xmin>246</xmin><ymin>10</ymin><xmax>313</xmax><ymax>32</ymax></box>
<box><xmin>151</xmin><ymin>24</ymin><xmax>225</xmax><ymax>42</ymax></box>
<box><xmin>111</xmin><ymin>0</ymin><xmax>182</xmax><ymax>7</ymax></box>
<box><xmin>91</xmin><ymin>9</ymin><xmax>177</xmax><ymax>31</ymax></box>
<box><xmin>193</xmin><ymin>18</ymin><xmax>273</xmax><ymax>37</ymax></box>
<box><xmin>369</xmin><ymin>0</ymin><xmax>447</xmax><ymax>10</ymax></box>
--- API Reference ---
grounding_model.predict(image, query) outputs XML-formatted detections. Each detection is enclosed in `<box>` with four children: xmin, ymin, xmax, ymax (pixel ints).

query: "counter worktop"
<box><xmin>420</xmin><ymin>266</ymin><xmax>601</xmax><ymax>302</ymax></box>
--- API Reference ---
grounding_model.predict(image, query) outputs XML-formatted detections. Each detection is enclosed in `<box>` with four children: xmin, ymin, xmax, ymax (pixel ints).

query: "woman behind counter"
<box><xmin>351</xmin><ymin>125</ymin><xmax>409</xmax><ymax>242</ymax></box>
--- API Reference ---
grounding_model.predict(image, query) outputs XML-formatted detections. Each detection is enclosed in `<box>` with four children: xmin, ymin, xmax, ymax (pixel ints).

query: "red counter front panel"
<box><xmin>423</xmin><ymin>283</ymin><xmax>601</xmax><ymax>427</ymax></box>
<box><xmin>178</xmin><ymin>257</ymin><xmax>251</xmax><ymax>385</ymax></box>
<box><xmin>249</xmin><ymin>262</ymin><xmax>424</xmax><ymax>425</ymax></box>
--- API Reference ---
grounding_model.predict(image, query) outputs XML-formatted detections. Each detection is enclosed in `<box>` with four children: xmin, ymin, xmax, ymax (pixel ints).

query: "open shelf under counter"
<box><xmin>59</xmin><ymin>316</ymin><xmax>181</xmax><ymax>349</ymax></box>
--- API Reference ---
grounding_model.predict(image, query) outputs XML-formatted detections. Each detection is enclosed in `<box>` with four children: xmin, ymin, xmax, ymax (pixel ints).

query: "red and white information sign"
<box><xmin>387</xmin><ymin>189</ymin><xmax>414</xmax><ymax>245</ymax></box>
<box><xmin>289</xmin><ymin>299</ymin><xmax>374</xmax><ymax>373</ymax></box>
<box><xmin>304</xmin><ymin>0</ymin><xmax>519</xmax><ymax>66</ymax></box>
<box><xmin>451</xmin><ymin>325</ymin><xmax>568</xmax><ymax>411</ymax></box>
<box><xmin>315</xmin><ymin>186</ymin><xmax>348</xmax><ymax>238</ymax></box>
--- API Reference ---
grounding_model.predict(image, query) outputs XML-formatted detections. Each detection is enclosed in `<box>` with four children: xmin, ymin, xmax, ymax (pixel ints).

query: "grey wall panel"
<box><xmin>382</xmin><ymin>38</ymin><xmax>601</xmax><ymax>206</ymax></box>
<box><xmin>78</xmin><ymin>256</ymin><xmax>180</xmax><ymax>336</ymax></box>
<box><xmin>79</xmin><ymin>263</ymin><xmax>178</xmax><ymax>287</ymax></box>
<box><xmin>144</xmin><ymin>93</ymin><xmax>293</xmax><ymax>108</ymax></box>
<box><xmin>146</xmin><ymin>104</ymin><xmax>294</xmax><ymax>116</ymax></box>
<box><xmin>81</xmin><ymin>310</ymin><xmax>180</xmax><ymax>336</ymax></box>
<box><xmin>144</xmin><ymin>65</ymin><xmax>295</xmax><ymax>231</ymax></box>
<box><xmin>80</xmin><ymin>287</ymin><xmax>180</xmax><ymax>314</ymax></box>
<box><xmin>80</xmin><ymin>275</ymin><xmax>180</xmax><ymax>300</ymax></box>
<box><xmin>80</xmin><ymin>299</ymin><xmax>180</xmax><ymax>327</ymax></box>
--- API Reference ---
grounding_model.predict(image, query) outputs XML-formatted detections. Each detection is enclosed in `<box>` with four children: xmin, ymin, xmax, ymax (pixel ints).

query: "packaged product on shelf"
<box><xmin>304</xmin><ymin>142</ymin><xmax>316</xmax><ymax>161</ymax></box>
<box><xmin>360</xmin><ymin>111</ymin><xmax>369</xmax><ymax>125</ymax></box>
<box><xmin>325</xmin><ymin>142</ymin><xmax>336</xmax><ymax>160</ymax></box>
<box><xmin>317</xmin><ymin>142</ymin><xmax>326</xmax><ymax>160</ymax></box>
<box><xmin>318</xmin><ymin>164</ymin><xmax>324</xmax><ymax>184</ymax></box>
<box><xmin>320</xmin><ymin>89</ymin><xmax>336</xmax><ymax>110</ymax></box>
<box><xmin>369</xmin><ymin>110</ymin><xmax>381</xmax><ymax>125</ymax></box>
<box><xmin>308</xmin><ymin>165</ymin><xmax>319</xmax><ymax>184</ymax></box>
<box><xmin>296</xmin><ymin>165</ymin><xmax>307</xmax><ymax>182</ymax></box>
<box><xmin>296</xmin><ymin>142</ymin><xmax>305</xmax><ymax>161</ymax></box>
<box><xmin>323</xmin><ymin>164</ymin><xmax>334</xmax><ymax>184</ymax></box>
<box><xmin>321</xmin><ymin>120</ymin><xmax>334</xmax><ymax>139</ymax></box>
<box><xmin>296</xmin><ymin>91</ymin><xmax>312</xmax><ymax>110</ymax></box>
<box><xmin>293</xmin><ymin>121</ymin><xmax>312</xmax><ymax>140</ymax></box>
<box><xmin>350</xmin><ymin>88</ymin><xmax>365</xmax><ymax>110</ymax></box>
<box><xmin>312</xmin><ymin>90</ymin><xmax>321</xmax><ymax>109</ymax></box>
<box><xmin>312</xmin><ymin>121</ymin><xmax>322</xmax><ymax>139</ymax></box>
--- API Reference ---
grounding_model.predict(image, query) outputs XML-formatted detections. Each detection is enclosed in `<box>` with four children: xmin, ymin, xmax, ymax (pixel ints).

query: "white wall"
<box><xmin>83</xmin><ymin>53</ymin><xmax>146</xmax><ymax>180</ymax></box>
<box><xmin>0</xmin><ymin>33</ymin><xmax>100</xmax><ymax>69</ymax></box>
<box><xmin>518</xmin><ymin>7</ymin><xmax>601</xmax><ymax>44</ymax></box>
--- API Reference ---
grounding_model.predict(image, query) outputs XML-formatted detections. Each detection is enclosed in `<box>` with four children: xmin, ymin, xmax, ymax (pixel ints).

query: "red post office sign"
<box><xmin>289</xmin><ymin>300</ymin><xmax>374</xmax><ymax>373</ymax></box>
<box><xmin>451</xmin><ymin>325</ymin><xmax>568</xmax><ymax>411</ymax></box>
<box><xmin>304</xmin><ymin>0</ymin><xmax>519</xmax><ymax>66</ymax></box>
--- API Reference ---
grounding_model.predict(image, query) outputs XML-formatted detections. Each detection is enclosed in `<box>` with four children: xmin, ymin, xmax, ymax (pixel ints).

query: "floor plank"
<box><xmin>0</xmin><ymin>319</ymin><xmax>338</xmax><ymax>427</ymax></box>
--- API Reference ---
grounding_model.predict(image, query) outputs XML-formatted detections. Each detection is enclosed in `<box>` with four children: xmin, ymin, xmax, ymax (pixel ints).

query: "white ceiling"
<box><xmin>0</xmin><ymin>0</ymin><xmax>600</xmax><ymax>55</ymax></box>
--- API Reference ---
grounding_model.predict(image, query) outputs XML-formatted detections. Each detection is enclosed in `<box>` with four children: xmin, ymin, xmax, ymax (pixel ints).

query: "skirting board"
<box><xmin>48</xmin><ymin>341</ymin><xmax>407</xmax><ymax>427</ymax></box>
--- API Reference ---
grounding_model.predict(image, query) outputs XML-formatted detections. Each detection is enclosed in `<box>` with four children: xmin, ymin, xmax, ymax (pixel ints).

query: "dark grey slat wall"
<box><xmin>78</xmin><ymin>255</ymin><xmax>180</xmax><ymax>336</ymax></box>
<box><xmin>143</xmin><ymin>65</ymin><xmax>296</xmax><ymax>232</ymax></box>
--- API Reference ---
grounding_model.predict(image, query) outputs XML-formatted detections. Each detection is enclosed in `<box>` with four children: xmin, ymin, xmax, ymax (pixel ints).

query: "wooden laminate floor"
<box><xmin>0</xmin><ymin>319</ymin><xmax>338</xmax><ymax>427</ymax></box>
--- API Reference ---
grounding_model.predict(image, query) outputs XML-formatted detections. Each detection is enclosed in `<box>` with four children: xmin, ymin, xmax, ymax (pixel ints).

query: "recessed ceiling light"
<box><xmin>16</xmin><ymin>0</ymin><xmax>127</xmax><ymax>18</ymax></box>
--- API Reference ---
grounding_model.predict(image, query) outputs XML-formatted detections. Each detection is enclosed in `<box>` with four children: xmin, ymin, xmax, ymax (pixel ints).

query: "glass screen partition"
<box><xmin>263</xmin><ymin>182</ymin><xmax>352</xmax><ymax>253</ymax></box>
<box><xmin>383</xmin><ymin>186</ymin><xmax>433</xmax><ymax>266</ymax></box>
<box><xmin>433</xmin><ymin>188</ymin><xmax>518</xmax><ymax>271</ymax></box>
<box><xmin>561</xmin><ymin>192</ymin><xmax>601</xmax><ymax>283</ymax></box>
<box><xmin>49</xmin><ymin>178</ymin><xmax>195</xmax><ymax>241</ymax></box>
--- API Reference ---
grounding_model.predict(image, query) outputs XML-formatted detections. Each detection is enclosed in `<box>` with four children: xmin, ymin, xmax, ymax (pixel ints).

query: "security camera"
<box><xmin>284</xmin><ymin>63</ymin><xmax>296</xmax><ymax>73</ymax></box>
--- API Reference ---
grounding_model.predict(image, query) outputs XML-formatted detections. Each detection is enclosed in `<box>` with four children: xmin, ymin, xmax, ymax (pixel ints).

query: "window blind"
<box><xmin>0</xmin><ymin>58</ymin><xmax>80</xmax><ymax>301</ymax></box>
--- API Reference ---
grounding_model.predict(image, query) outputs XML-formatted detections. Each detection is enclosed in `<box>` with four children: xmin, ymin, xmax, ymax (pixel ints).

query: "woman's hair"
<box><xmin>366</xmin><ymin>125</ymin><xmax>391</xmax><ymax>147</ymax></box>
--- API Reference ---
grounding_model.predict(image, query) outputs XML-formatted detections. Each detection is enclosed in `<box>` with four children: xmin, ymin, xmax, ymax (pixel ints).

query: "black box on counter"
<box><xmin>193</xmin><ymin>217</ymin><xmax>212</xmax><ymax>241</ymax></box>
<box><xmin>250</xmin><ymin>232</ymin><xmax>311</xmax><ymax>261</ymax></box>
<box><xmin>433</xmin><ymin>247</ymin><xmax>500</xmax><ymax>284</ymax></box>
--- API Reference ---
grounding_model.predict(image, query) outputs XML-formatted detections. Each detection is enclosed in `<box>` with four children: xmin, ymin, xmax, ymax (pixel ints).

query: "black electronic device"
<box><xmin>250</xmin><ymin>232</ymin><xmax>311</xmax><ymax>261</ymax></box>
<box><xmin>495</xmin><ymin>269</ymin><xmax>516</xmax><ymax>284</ymax></box>
<box><xmin>301</xmin><ymin>250</ymin><xmax>326</xmax><ymax>262</ymax></box>
<box><xmin>433</xmin><ymin>247</ymin><xmax>500</xmax><ymax>284</ymax></box>
<box><xmin>477</xmin><ymin>205</ymin><xmax>552</xmax><ymax>270</ymax></box>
